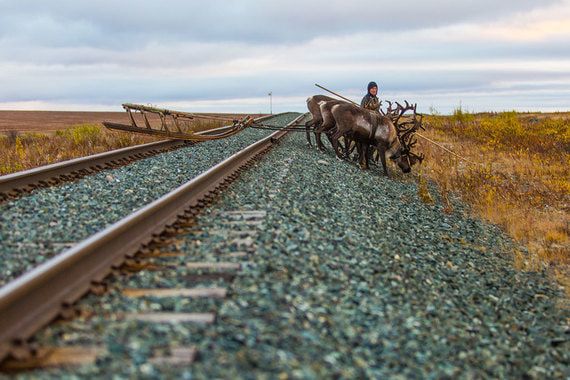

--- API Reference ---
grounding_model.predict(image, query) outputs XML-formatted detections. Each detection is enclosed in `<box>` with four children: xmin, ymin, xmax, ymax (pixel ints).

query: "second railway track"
<box><xmin>0</xmin><ymin>112</ymin><xmax>308</xmax><ymax>369</ymax></box>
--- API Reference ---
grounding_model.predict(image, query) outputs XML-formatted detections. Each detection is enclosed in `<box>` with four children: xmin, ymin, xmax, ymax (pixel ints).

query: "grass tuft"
<box><xmin>417</xmin><ymin>170</ymin><xmax>435</xmax><ymax>205</ymax></box>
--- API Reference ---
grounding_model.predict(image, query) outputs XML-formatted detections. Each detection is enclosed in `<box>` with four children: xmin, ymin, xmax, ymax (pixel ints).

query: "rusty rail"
<box><xmin>0</xmin><ymin>113</ymin><xmax>307</xmax><ymax>363</ymax></box>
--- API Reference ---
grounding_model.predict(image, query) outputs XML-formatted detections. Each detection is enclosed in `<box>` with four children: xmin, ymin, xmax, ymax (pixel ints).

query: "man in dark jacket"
<box><xmin>361</xmin><ymin>81</ymin><xmax>380</xmax><ymax>112</ymax></box>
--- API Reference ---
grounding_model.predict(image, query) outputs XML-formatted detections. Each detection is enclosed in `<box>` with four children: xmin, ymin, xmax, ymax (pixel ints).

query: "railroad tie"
<box><xmin>223</xmin><ymin>219</ymin><xmax>264</xmax><ymax>226</ymax></box>
<box><xmin>186</xmin><ymin>262</ymin><xmax>242</xmax><ymax>271</ymax></box>
<box><xmin>137</xmin><ymin>250</ymin><xmax>185</xmax><ymax>259</ymax></box>
<box><xmin>228</xmin><ymin>229</ymin><xmax>259</xmax><ymax>237</ymax></box>
<box><xmin>226</xmin><ymin>251</ymin><xmax>249</xmax><ymax>258</ymax></box>
<box><xmin>1</xmin><ymin>345</ymin><xmax>199</xmax><ymax>370</ymax></box>
<box><xmin>122</xmin><ymin>287</ymin><xmax>227</xmax><ymax>298</ymax></box>
<box><xmin>125</xmin><ymin>313</ymin><xmax>216</xmax><ymax>324</ymax></box>
<box><xmin>0</xmin><ymin>346</ymin><xmax>105</xmax><ymax>372</ymax></box>
<box><xmin>148</xmin><ymin>347</ymin><xmax>197</xmax><ymax>366</ymax></box>
<box><xmin>221</xmin><ymin>210</ymin><xmax>266</xmax><ymax>220</ymax></box>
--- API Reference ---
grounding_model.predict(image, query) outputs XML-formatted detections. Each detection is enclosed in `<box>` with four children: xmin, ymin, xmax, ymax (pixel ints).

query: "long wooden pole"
<box><xmin>315</xmin><ymin>83</ymin><xmax>361</xmax><ymax>107</ymax></box>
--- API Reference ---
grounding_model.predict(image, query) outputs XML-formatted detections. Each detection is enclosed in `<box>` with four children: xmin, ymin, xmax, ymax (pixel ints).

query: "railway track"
<box><xmin>0</xmin><ymin>114</ymin><xmax>276</xmax><ymax>203</ymax></box>
<box><xmin>0</xmin><ymin>112</ymin><xmax>299</xmax><ymax>290</ymax></box>
<box><xmin>0</xmin><ymin>139</ymin><xmax>190</xmax><ymax>203</ymax></box>
<box><xmin>0</xmin><ymin>112</ymin><xmax>567</xmax><ymax>378</ymax></box>
<box><xmin>0</xmin><ymin>113</ymin><xmax>308</xmax><ymax>370</ymax></box>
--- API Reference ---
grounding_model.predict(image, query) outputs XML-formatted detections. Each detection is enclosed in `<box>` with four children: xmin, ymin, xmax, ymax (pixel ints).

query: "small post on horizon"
<box><xmin>268</xmin><ymin>92</ymin><xmax>273</xmax><ymax>114</ymax></box>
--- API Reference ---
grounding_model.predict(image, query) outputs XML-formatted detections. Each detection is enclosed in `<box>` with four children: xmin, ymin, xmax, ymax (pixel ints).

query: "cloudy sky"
<box><xmin>1</xmin><ymin>0</ymin><xmax>569</xmax><ymax>114</ymax></box>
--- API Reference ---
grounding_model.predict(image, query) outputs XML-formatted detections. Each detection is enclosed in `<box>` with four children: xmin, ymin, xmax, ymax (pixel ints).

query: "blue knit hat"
<box><xmin>367</xmin><ymin>81</ymin><xmax>378</xmax><ymax>94</ymax></box>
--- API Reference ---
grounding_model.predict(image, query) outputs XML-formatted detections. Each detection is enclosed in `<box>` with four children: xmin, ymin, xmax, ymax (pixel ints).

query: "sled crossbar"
<box><xmin>103</xmin><ymin>103</ymin><xmax>255</xmax><ymax>141</ymax></box>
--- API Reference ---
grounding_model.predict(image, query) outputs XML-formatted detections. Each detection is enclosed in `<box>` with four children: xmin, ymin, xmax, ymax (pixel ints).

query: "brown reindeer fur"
<box><xmin>330</xmin><ymin>103</ymin><xmax>412</xmax><ymax>176</ymax></box>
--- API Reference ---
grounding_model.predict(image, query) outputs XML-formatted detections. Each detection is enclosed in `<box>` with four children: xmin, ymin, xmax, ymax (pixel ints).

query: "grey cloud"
<box><xmin>0</xmin><ymin>1</ymin><xmax>568</xmax><ymax>113</ymax></box>
<box><xmin>0</xmin><ymin>0</ymin><xmax>562</xmax><ymax>49</ymax></box>
<box><xmin>2</xmin><ymin>60</ymin><xmax>568</xmax><ymax>104</ymax></box>
<box><xmin>2</xmin><ymin>28</ymin><xmax>570</xmax><ymax>73</ymax></box>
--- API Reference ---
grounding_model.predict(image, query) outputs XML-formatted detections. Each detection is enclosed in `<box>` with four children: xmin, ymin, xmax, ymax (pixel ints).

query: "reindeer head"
<box><xmin>390</xmin><ymin>147</ymin><xmax>425</xmax><ymax>172</ymax></box>
<box><xmin>389</xmin><ymin>144</ymin><xmax>424</xmax><ymax>173</ymax></box>
<box><xmin>387</xmin><ymin>101</ymin><xmax>425</xmax><ymax>173</ymax></box>
<box><xmin>389</xmin><ymin>149</ymin><xmax>412</xmax><ymax>173</ymax></box>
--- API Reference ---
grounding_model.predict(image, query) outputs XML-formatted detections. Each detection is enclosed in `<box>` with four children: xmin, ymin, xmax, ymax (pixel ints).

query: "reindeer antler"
<box><xmin>383</xmin><ymin>101</ymin><xmax>399</xmax><ymax>119</ymax></box>
<box><xmin>396</xmin><ymin>103</ymin><xmax>424</xmax><ymax>161</ymax></box>
<box><xmin>383</xmin><ymin>98</ymin><xmax>425</xmax><ymax>164</ymax></box>
<box><xmin>394</xmin><ymin>101</ymin><xmax>417</xmax><ymax>127</ymax></box>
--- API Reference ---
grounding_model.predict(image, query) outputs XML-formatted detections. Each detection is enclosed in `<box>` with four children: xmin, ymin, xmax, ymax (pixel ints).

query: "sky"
<box><xmin>0</xmin><ymin>0</ymin><xmax>569</xmax><ymax>114</ymax></box>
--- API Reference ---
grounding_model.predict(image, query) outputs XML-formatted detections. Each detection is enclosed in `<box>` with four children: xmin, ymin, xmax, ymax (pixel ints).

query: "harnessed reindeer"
<box><xmin>386</xmin><ymin>100</ymin><xmax>425</xmax><ymax>170</ymax></box>
<box><xmin>329</xmin><ymin>100</ymin><xmax>424</xmax><ymax>176</ymax></box>
<box><xmin>305</xmin><ymin>95</ymin><xmax>336</xmax><ymax>149</ymax></box>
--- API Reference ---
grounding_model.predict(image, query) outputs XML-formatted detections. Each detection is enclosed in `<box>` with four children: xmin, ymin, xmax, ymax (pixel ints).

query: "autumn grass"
<box><xmin>417</xmin><ymin>108</ymin><xmax>569</xmax><ymax>289</ymax></box>
<box><xmin>0</xmin><ymin>119</ymin><xmax>227</xmax><ymax>175</ymax></box>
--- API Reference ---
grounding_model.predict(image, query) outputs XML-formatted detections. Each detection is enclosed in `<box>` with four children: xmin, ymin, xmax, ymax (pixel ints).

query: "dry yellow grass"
<box><xmin>416</xmin><ymin>109</ymin><xmax>569</xmax><ymax>289</ymax></box>
<box><xmin>0</xmin><ymin>119</ymin><xmax>227</xmax><ymax>175</ymax></box>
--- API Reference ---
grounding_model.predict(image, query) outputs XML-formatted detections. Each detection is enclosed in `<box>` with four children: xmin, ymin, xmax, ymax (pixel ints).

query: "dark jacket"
<box><xmin>361</xmin><ymin>94</ymin><xmax>380</xmax><ymax>111</ymax></box>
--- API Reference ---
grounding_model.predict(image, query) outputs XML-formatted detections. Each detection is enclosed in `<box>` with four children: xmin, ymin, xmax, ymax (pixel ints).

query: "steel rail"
<box><xmin>0</xmin><ymin>139</ymin><xmax>188</xmax><ymax>196</ymax></box>
<box><xmin>196</xmin><ymin>113</ymin><xmax>276</xmax><ymax>136</ymax></box>
<box><xmin>102</xmin><ymin>121</ymin><xmax>248</xmax><ymax>141</ymax></box>
<box><xmin>0</xmin><ymin>113</ymin><xmax>285</xmax><ymax>199</ymax></box>
<box><xmin>0</xmin><ymin>112</ymin><xmax>307</xmax><ymax>363</ymax></box>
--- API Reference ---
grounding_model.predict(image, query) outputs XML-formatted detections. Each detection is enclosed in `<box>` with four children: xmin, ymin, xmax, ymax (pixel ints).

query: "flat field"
<box><xmin>0</xmin><ymin>110</ymin><xmax>262</xmax><ymax>133</ymax></box>
<box><xmin>419</xmin><ymin>110</ymin><xmax>569</xmax><ymax>287</ymax></box>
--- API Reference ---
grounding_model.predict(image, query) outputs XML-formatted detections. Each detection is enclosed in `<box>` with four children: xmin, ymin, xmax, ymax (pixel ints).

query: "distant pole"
<box><xmin>268</xmin><ymin>92</ymin><xmax>273</xmax><ymax>114</ymax></box>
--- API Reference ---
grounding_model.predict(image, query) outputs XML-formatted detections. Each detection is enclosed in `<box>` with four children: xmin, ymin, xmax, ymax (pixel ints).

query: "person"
<box><xmin>361</xmin><ymin>81</ymin><xmax>380</xmax><ymax>112</ymax></box>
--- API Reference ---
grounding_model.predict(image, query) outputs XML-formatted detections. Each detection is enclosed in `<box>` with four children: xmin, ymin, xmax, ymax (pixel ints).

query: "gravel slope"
<box><xmin>0</xmin><ymin>112</ymin><xmax>299</xmax><ymax>287</ymax></box>
<box><xmin>17</xmin><ymin>129</ymin><xmax>569</xmax><ymax>378</ymax></box>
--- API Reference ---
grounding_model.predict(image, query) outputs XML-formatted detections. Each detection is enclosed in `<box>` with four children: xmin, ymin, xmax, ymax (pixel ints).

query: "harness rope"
<box><xmin>250</xmin><ymin>122</ymin><xmax>307</xmax><ymax>131</ymax></box>
<box><xmin>414</xmin><ymin>132</ymin><xmax>482</xmax><ymax>166</ymax></box>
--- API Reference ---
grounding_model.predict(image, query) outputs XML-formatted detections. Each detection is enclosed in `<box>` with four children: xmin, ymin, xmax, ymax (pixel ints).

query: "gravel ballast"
<box><xmin>0</xmin><ymin>112</ymin><xmax>299</xmax><ymax>287</ymax></box>
<box><xmin>14</xmin><ymin>128</ymin><xmax>569</xmax><ymax>378</ymax></box>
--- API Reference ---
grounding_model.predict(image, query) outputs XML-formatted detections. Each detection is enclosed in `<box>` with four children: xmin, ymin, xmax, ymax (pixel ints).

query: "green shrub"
<box><xmin>56</xmin><ymin>124</ymin><xmax>102</xmax><ymax>146</ymax></box>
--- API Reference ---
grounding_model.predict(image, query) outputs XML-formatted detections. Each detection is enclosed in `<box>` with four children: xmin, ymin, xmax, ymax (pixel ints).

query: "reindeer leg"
<box><xmin>341</xmin><ymin>135</ymin><xmax>349</xmax><ymax>160</ymax></box>
<box><xmin>373</xmin><ymin>148</ymin><xmax>380</xmax><ymax>163</ymax></box>
<box><xmin>314</xmin><ymin>121</ymin><xmax>327</xmax><ymax>151</ymax></box>
<box><xmin>305</xmin><ymin>119</ymin><xmax>314</xmax><ymax>147</ymax></box>
<box><xmin>367</xmin><ymin>145</ymin><xmax>375</xmax><ymax>166</ymax></box>
<box><xmin>335</xmin><ymin>136</ymin><xmax>344</xmax><ymax>158</ymax></box>
<box><xmin>329</xmin><ymin>129</ymin><xmax>345</xmax><ymax>159</ymax></box>
<box><xmin>315</xmin><ymin>130</ymin><xmax>326</xmax><ymax>151</ymax></box>
<box><xmin>339</xmin><ymin>134</ymin><xmax>351</xmax><ymax>160</ymax></box>
<box><xmin>359</xmin><ymin>142</ymin><xmax>370</xmax><ymax>170</ymax></box>
<box><xmin>356</xmin><ymin>141</ymin><xmax>364</xmax><ymax>168</ymax></box>
<box><xmin>331</xmin><ymin>129</ymin><xmax>344</xmax><ymax>159</ymax></box>
<box><xmin>314</xmin><ymin>122</ymin><xmax>330</xmax><ymax>152</ymax></box>
<box><xmin>325</xmin><ymin>130</ymin><xmax>337</xmax><ymax>153</ymax></box>
<box><xmin>343</xmin><ymin>134</ymin><xmax>356</xmax><ymax>161</ymax></box>
<box><xmin>378</xmin><ymin>145</ymin><xmax>389</xmax><ymax>177</ymax></box>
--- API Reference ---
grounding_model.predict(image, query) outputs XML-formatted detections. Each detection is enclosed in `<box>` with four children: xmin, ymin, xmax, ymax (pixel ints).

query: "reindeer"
<box><xmin>330</xmin><ymin>102</ymin><xmax>423</xmax><ymax>176</ymax></box>
<box><xmin>305</xmin><ymin>95</ymin><xmax>336</xmax><ymax>148</ymax></box>
<box><xmin>317</xmin><ymin>99</ymin><xmax>356</xmax><ymax>159</ymax></box>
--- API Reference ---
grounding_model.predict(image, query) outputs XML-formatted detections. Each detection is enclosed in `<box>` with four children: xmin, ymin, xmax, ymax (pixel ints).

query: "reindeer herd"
<box><xmin>305</xmin><ymin>95</ymin><xmax>425</xmax><ymax>176</ymax></box>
